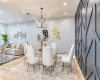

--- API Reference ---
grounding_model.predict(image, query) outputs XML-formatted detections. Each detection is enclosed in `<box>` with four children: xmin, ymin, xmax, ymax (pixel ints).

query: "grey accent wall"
<box><xmin>75</xmin><ymin>0</ymin><xmax>100</xmax><ymax>80</ymax></box>
<box><xmin>6</xmin><ymin>17</ymin><xmax>75</xmax><ymax>52</ymax></box>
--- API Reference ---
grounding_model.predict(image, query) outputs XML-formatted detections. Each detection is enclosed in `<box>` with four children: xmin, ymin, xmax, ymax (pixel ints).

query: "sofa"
<box><xmin>5</xmin><ymin>43</ymin><xmax>24</xmax><ymax>56</ymax></box>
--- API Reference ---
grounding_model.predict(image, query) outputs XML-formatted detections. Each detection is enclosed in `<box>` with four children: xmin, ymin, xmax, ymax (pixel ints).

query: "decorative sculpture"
<box><xmin>52</xmin><ymin>27</ymin><xmax>61</xmax><ymax>40</ymax></box>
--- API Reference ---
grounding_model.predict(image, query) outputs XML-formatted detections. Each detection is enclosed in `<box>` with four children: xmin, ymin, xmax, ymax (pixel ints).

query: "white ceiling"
<box><xmin>0</xmin><ymin>0</ymin><xmax>79</xmax><ymax>24</ymax></box>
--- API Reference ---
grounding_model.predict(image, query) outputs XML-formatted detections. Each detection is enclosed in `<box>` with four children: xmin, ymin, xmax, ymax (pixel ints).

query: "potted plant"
<box><xmin>1</xmin><ymin>34</ymin><xmax>8</xmax><ymax>51</ymax></box>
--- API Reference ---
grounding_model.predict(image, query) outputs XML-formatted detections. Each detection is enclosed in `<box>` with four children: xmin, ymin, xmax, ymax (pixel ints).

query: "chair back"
<box><xmin>26</xmin><ymin>45</ymin><xmax>37</xmax><ymax>64</ymax></box>
<box><xmin>23</xmin><ymin>43</ymin><xmax>27</xmax><ymax>57</ymax></box>
<box><xmin>51</xmin><ymin>42</ymin><xmax>56</xmax><ymax>56</ymax></box>
<box><xmin>43</xmin><ymin>46</ymin><xmax>53</xmax><ymax>66</ymax></box>
<box><xmin>68</xmin><ymin>44</ymin><xmax>75</xmax><ymax>63</ymax></box>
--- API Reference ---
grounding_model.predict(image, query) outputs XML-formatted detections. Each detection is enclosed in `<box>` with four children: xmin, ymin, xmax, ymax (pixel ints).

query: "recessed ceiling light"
<box><xmin>23</xmin><ymin>10</ymin><xmax>26</xmax><ymax>13</ymax></box>
<box><xmin>0</xmin><ymin>10</ymin><xmax>4</xmax><ymax>14</ymax></box>
<box><xmin>63</xmin><ymin>2</ymin><xmax>67</xmax><ymax>6</ymax></box>
<box><xmin>36</xmin><ymin>20</ymin><xmax>37</xmax><ymax>22</ymax></box>
<box><xmin>4</xmin><ymin>0</ymin><xmax>6</xmax><ymax>2</ymax></box>
<box><xmin>18</xmin><ymin>18</ymin><xmax>21</xmax><ymax>20</ymax></box>
<box><xmin>10</xmin><ymin>20</ymin><xmax>12</xmax><ymax>22</ymax></box>
<box><xmin>48</xmin><ymin>15</ymin><xmax>50</xmax><ymax>17</ymax></box>
<box><xmin>64</xmin><ymin>12</ymin><xmax>67</xmax><ymax>15</ymax></box>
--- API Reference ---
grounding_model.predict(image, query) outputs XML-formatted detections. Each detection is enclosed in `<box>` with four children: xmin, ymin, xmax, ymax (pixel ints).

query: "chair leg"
<box><xmin>51</xmin><ymin>66</ymin><xmax>54</xmax><ymax>76</ymax></box>
<box><xmin>33</xmin><ymin>64</ymin><xmax>35</xmax><ymax>72</ymax></box>
<box><xmin>34</xmin><ymin>64</ymin><xmax>35</xmax><ymax>72</ymax></box>
<box><xmin>42</xmin><ymin>65</ymin><xmax>44</xmax><ymax>80</ymax></box>
<box><xmin>70</xmin><ymin>63</ymin><xmax>72</xmax><ymax>72</ymax></box>
<box><xmin>51</xmin><ymin>67</ymin><xmax>52</xmax><ymax>76</ymax></box>
<box><xmin>54</xmin><ymin>57</ymin><xmax>57</xmax><ymax>67</ymax></box>
<box><xmin>24</xmin><ymin>57</ymin><xmax>26</xmax><ymax>64</ymax></box>
<box><xmin>62</xmin><ymin>62</ymin><xmax>64</xmax><ymax>71</ymax></box>
<box><xmin>45</xmin><ymin>66</ymin><xmax>46</xmax><ymax>74</ymax></box>
<box><xmin>42</xmin><ymin>65</ymin><xmax>45</xmax><ymax>75</ymax></box>
<box><xmin>53</xmin><ymin>65</ymin><xmax>54</xmax><ymax>71</ymax></box>
<box><xmin>39</xmin><ymin>62</ymin><xmax>40</xmax><ymax>70</ymax></box>
<box><xmin>27</xmin><ymin>63</ymin><xmax>29</xmax><ymax>72</ymax></box>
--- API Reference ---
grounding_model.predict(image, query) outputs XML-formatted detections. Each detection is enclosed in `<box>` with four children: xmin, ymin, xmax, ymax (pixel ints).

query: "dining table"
<box><xmin>35</xmin><ymin>50</ymin><xmax>62</xmax><ymax>64</ymax></box>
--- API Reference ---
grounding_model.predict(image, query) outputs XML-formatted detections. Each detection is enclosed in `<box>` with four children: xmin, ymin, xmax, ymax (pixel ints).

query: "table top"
<box><xmin>35</xmin><ymin>51</ymin><xmax>42</xmax><ymax>57</ymax></box>
<box><xmin>36</xmin><ymin>53</ymin><xmax>42</xmax><ymax>57</ymax></box>
<box><xmin>35</xmin><ymin>51</ymin><xmax>62</xmax><ymax>61</ymax></box>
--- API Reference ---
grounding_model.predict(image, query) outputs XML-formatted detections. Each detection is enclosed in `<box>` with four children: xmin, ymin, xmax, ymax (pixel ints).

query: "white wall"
<box><xmin>7</xmin><ymin>22</ymin><xmax>42</xmax><ymax>50</ymax></box>
<box><xmin>0</xmin><ymin>24</ymin><xmax>5</xmax><ymax>34</ymax></box>
<box><xmin>47</xmin><ymin>18</ymin><xmax>75</xmax><ymax>52</ymax></box>
<box><xmin>7</xmin><ymin>17</ymin><xmax>75</xmax><ymax>52</ymax></box>
<box><xmin>0</xmin><ymin>24</ymin><xmax>7</xmax><ymax>45</ymax></box>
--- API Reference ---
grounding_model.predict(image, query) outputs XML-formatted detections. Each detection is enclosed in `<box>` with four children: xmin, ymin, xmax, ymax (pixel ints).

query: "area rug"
<box><xmin>0</xmin><ymin>62</ymin><xmax>77</xmax><ymax>80</ymax></box>
<box><xmin>0</xmin><ymin>54</ymin><xmax>23</xmax><ymax>65</ymax></box>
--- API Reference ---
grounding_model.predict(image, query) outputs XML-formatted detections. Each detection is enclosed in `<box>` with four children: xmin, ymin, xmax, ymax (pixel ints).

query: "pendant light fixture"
<box><xmin>36</xmin><ymin>8</ymin><xmax>47</xmax><ymax>28</ymax></box>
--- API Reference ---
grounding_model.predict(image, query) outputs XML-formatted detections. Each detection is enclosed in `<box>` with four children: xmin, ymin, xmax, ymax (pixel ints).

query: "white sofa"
<box><xmin>6</xmin><ymin>43</ymin><xmax>24</xmax><ymax>56</ymax></box>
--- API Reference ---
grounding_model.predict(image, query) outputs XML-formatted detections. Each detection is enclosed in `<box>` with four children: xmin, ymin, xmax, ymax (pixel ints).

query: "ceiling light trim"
<box><xmin>64</xmin><ymin>12</ymin><xmax>67</xmax><ymax>15</ymax></box>
<box><xmin>63</xmin><ymin>2</ymin><xmax>67</xmax><ymax>6</ymax></box>
<box><xmin>4</xmin><ymin>0</ymin><xmax>6</xmax><ymax>2</ymax></box>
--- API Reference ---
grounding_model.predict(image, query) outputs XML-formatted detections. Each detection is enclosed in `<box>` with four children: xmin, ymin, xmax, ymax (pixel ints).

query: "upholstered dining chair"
<box><xmin>26</xmin><ymin>45</ymin><xmax>39</xmax><ymax>72</ymax></box>
<box><xmin>51</xmin><ymin>42</ymin><xmax>57</xmax><ymax>66</ymax></box>
<box><xmin>42</xmin><ymin>46</ymin><xmax>54</xmax><ymax>76</ymax></box>
<box><xmin>51</xmin><ymin>42</ymin><xmax>56</xmax><ymax>56</ymax></box>
<box><xmin>61</xmin><ymin>44</ymin><xmax>75</xmax><ymax>71</ymax></box>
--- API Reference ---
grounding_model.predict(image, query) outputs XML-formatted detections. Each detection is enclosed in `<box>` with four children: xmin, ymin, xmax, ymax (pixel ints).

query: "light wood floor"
<box><xmin>0</xmin><ymin>57</ymin><xmax>85</xmax><ymax>80</ymax></box>
<box><xmin>72</xmin><ymin>58</ymin><xmax>85</xmax><ymax>80</ymax></box>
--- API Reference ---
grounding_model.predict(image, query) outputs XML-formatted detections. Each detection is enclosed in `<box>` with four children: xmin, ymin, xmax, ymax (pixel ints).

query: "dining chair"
<box><xmin>42</xmin><ymin>46</ymin><xmax>54</xmax><ymax>76</ymax></box>
<box><xmin>26</xmin><ymin>45</ymin><xmax>39</xmax><ymax>72</ymax></box>
<box><xmin>51</xmin><ymin>42</ymin><xmax>56</xmax><ymax>56</ymax></box>
<box><xmin>51</xmin><ymin>42</ymin><xmax>57</xmax><ymax>66</ymax></box>
<box><xmin>61</xmin><ymin>44</ymin><xmax>75</xmax><ymax>71</ymax></box>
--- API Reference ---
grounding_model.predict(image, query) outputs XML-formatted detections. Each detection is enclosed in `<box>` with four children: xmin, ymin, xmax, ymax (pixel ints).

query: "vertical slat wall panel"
<box><xmin>75</xmin><ymin>0</ymin><xmax>100</xmax><ymax>80</ymax></box>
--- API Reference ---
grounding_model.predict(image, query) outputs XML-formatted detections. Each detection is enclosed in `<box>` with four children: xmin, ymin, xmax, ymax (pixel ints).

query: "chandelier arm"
<box><xmin>36</xmin><ymin>26</ymin><xmax>47</xmax><ymax>28</ymax></box>
<box><xmin>36</xmin><ymin>23</ymin><xmax>47</xmax><ymax>28</ymax></box>
<box><xmin>36</xmin><ymin>7</ymin><xmax>47</xmax><ymax>29</ymax></box>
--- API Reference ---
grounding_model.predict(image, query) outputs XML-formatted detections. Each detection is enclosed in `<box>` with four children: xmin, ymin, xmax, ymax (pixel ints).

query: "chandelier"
<box><xmin>36</xmin><ymin>8</ymin><xmax>47</xmax><ymax>28</ymax></box>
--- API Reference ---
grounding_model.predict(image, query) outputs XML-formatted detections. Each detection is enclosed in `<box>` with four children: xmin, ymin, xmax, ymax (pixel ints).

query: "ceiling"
<box><xmin>0</xmin><ymin>0</ymin><xmax>79</xmax><ymax>24</ymax></box>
